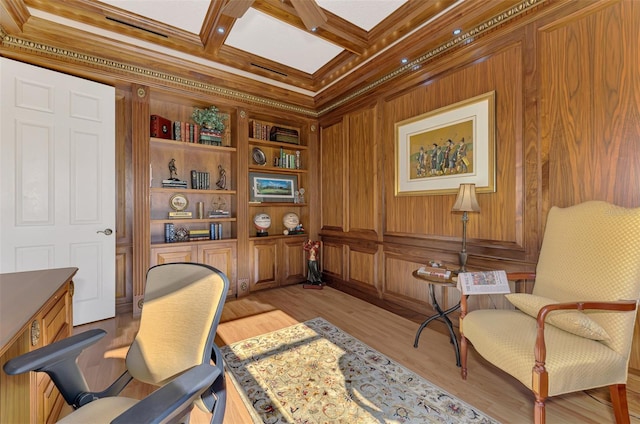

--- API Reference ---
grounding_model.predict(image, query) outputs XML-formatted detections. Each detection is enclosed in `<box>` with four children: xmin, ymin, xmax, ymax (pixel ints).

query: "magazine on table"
<box><xmin>456</xmin><ymin>270</ymin><xmax>511</xmax><ymax>295</ymax></box>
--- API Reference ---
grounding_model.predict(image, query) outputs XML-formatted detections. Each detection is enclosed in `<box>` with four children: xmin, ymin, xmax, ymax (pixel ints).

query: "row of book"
<box><xmin>190</xmin><ymin>170</ymin><xmax>210</xmax><ymax>190</ymax></box>
<box><xmin>249</xmin><ymin>120</ymin><xmax>272</xmax><ymax>140</ymax></box>
<box><xmin>249</xmin><ymin>120</ymin><xmax>300</xmax><ymax>145</ymax></box>
<box><xmin>275</xmin><ymin>149</ymin><xmax>301</xmax><ymax>169</ymax></box>
<box><xmin>150</xmin><ymin>115</ymin><xmax>225</xmax><ymax>146</ymax></box>
<box><xmin>164</xmin><ymin>223</ymin><xmax>225</xmax><ymax>243</ymax></box>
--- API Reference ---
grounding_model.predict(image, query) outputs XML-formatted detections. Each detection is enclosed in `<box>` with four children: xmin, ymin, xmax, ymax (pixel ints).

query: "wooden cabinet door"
<box><xmin>199</xmin><ymin>242</ymin><xmax>237</xmax><ymax>298</ymax></box>
<box><xmin>150</xmin><ymin>244</ymin><xmax>197</xmax><ymax>266</ymax></box>
<box><xmin>279</xmin><ymin>237</ymin><xmax>306</xmax><ymax>285</ymax></box>
<box><xmin>250</xmin><ymin>240</ymin><xmax>278</xmax><ymax>291</ymax></box>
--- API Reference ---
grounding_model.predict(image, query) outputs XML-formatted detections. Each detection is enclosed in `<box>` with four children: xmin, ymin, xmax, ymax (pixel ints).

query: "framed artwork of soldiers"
<box><xmin>395</xmin><ymin>91</ymin><xmax>496</xmax><ymax>196</ymax></box>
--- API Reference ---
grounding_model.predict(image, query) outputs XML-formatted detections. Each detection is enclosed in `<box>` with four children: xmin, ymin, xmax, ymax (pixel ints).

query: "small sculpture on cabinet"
<box><xmin>303</xmin><ymin>239</ymin><xmax>323</xmax><ymax>289</ymax></box>
<box><xmin>216</xmin><ymin>165</ymin><xmax>227</xmax><ymax>190</ymax></box>
<box><xmin>168</xmin><ymin>158</ymin><xmax>178</xmax><ymax>180</ymax></box>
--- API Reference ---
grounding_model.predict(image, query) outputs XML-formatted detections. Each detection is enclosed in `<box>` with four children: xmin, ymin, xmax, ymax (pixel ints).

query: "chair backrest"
<box><xmin>126</xmin><ymin>263</ymin><xmax>229</xmax><ymax>386</ymax></box>
<box><xmin>533</xmin><ymin>201</ymin><xmax>640</xmax><ymax>354</ymax></box>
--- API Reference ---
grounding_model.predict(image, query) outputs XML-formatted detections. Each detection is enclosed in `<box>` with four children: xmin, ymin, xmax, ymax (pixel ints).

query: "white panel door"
<box><xmin>0</xmin><ymin>57</ymin><xmax>116</xmax><ymax>325</ymax></box>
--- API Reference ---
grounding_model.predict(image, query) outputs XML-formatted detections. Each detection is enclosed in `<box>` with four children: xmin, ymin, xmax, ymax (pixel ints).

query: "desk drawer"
<box><xmin>41</xmin><ymin>286</ymin><xmax>70</xmax><ymax>346</ymax></box>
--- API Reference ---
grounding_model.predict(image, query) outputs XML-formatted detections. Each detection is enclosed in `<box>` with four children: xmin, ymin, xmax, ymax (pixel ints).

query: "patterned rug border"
<box><xmin>222</xmin><ymin>317</ymin><xmax>499</xmax><ymax>423</ymax></box>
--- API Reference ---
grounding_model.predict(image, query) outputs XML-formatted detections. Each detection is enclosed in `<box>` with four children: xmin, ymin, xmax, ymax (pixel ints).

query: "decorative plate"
<box><xmin>252</xmin><ymin>147</ymin><xmax>266</xmax><ymax>165</ymax></box>
<box><xmin>169</xmin><ymin>193</ymin><xmax>188</xmax><ymax>211</ymax></box>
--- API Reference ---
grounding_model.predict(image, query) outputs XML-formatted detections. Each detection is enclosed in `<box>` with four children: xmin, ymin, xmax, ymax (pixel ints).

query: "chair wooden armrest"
<box><xmin>507</xmin><ymin>272</ymin><xmax>536</xmax><ymax>281</ymax></box>
<box><xmin>531</xmin><ymin>299</ymin><xmax>638</xmax><ymax>406</ymax></box>
<box><xmin>534</xmin><ymin>300</ymin><xmax>638</xmax><ymax>364</ymax></box>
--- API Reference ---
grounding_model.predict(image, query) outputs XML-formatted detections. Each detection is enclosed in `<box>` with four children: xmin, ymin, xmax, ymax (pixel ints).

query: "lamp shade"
<box><xmin>452</xmin><ymin>183</ymin><xmax>480</xmax><ymax>212</ymax></box>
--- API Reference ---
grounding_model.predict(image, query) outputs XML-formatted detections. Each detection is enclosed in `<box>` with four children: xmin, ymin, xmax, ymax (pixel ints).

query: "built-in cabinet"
<box><xmin>246</xmin><ymin>116</ymin><xmax>310</xmax><ymax>289</ymax></box>
<box><xmin>249</xmin><ymin>235</ymin><xmax>307</xmax><ymax>291</ymax></box>
<box><xmin>130</xmin><ymin>88</ymin><xmax>317</xmax><ymax>313</ymax></box>
<box><xmin>144</xmin><ymin>94</ymin><xmax>238</xmax><ymax>302</ymax></box>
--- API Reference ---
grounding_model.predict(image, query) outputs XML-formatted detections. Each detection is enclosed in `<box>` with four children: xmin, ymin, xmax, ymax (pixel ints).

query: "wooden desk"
<box><xmin>412</xmin><ymin>269</ymin><xmax>462</xmax><ymax>367</ymax></box>
<box><xmin>0</xmin><ymin>267</ymin><xmax>76</xmax><ymax>423</ymax></box>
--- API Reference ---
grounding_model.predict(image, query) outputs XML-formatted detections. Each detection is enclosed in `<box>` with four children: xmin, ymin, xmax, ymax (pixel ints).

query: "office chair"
<box><xmin>4</xmin><ymin>262</ymin><xmax>229</xmax><ymax>424</ymax></box>
<box><xmin>460</xmin><ymin>201</ymin><xmax>640</xmax><ymax>424</ymax></box>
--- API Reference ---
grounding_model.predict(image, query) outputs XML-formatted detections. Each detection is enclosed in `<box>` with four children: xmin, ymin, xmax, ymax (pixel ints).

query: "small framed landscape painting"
<box><xmin>249</xmin><ymin>172</ymin><xmax>298</xmax><ymax>202</ymax></box>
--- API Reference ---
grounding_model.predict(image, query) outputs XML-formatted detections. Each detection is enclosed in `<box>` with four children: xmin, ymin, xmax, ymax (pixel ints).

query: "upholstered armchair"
<box><xmin>4</xmin><ymin>262</ymin><xmax>229</xmax><ymax>424</ymax></box>
<box><xmin>460</xmin><ymin>201</ymin><xmax>640</xmax><ymax>424</ymax></box>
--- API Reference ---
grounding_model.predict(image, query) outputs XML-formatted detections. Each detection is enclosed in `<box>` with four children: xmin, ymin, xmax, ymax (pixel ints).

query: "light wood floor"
<box><xmin>66</xmin><ymin>285</ymin><xmax>640</xmax><ymax>423</ymax></box>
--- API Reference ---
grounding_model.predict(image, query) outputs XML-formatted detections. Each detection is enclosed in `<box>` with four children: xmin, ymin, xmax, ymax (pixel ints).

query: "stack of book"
<box><xmin>188</xmin><ymin>228</ymin><xmax>210</xmax><ymax>241</ymax></box>
<box><xmin>162</xmin><ymin>179</ymin><xmax>188</xmax><ymax>188</ymax></box>
<box><xmin>209</xmin><ymin>210</ymin><xmax>230</xmax><ymax>218</ymax></box>
<box><xmin>269</xmin><ymin>126</ymin><xmax>299</xmax><ymax>144</ymax></box>
<box><xmin>417</xmin><ymin>266</ymin><xmax>452</xmax><ymax>279</ymax></box>
<box><xmin>199</xmin><ymin>128</ymin><xmax>222</xmax><ymax>146</ymax></box>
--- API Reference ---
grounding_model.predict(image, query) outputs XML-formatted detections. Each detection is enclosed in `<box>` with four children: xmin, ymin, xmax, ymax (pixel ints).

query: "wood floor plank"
<box><xmin>64</xmin><ymin>285</ymin><xmax>640</xmax><ymax>423</ymax></box>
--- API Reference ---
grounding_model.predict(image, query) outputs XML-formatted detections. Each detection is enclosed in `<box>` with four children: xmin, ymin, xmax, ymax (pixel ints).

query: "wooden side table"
<box><xmin>412</xmin><ymin>269</ymin><xmax>462</xmax><ymax>367</ymax></box>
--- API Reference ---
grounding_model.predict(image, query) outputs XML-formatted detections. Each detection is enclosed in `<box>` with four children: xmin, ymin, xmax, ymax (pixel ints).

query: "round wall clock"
<box><xmin>169</xmin><ymin>193</ymin><xmax>188</xmax><ymax>211</ymax></box>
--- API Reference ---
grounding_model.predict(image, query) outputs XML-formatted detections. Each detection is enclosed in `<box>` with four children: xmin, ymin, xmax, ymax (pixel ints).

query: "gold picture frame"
<box><xmin>395</xmin><ymin>91</ymin><xmax>496</xmax><ymax>196</ymax></box>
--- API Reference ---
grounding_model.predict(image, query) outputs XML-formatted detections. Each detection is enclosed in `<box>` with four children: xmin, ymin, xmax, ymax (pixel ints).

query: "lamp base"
<box><xmin>457</xmin><ymin>251</ymin><xmax>468</xmax><ymax>273</ymax></box>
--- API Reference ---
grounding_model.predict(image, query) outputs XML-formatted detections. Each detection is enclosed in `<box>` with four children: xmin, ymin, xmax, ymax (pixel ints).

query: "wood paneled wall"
<box><xmin>318</xmin><ymin>0</ymin><xmax>640</xmax><ymax>341</ymax></box>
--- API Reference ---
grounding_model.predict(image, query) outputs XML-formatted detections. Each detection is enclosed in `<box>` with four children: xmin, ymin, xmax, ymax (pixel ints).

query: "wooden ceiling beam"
<box><xmin>253</xmin><ymin>0</ymin><xmax>368</xmax><ymax>55</ymax></box>
<box><xmin>220</xmin><ymin>0</ymin><xmax>254</xmax><ymax>19</ymax></box>
<box><xmin>201</xmin><ymin>0</ymin><xmax>234</xmax><ymax>55</ymax></box>
<box><xmin>1</xmin><ymin>0</ymin><xmax>30</xmax><ymax>33</ymax></box>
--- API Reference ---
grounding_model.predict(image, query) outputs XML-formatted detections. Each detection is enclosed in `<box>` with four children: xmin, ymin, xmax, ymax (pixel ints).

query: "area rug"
<box><xmin>221</xmin><ymin>317</ymin><xmax>499</xmax><ymax>423</ymax></box>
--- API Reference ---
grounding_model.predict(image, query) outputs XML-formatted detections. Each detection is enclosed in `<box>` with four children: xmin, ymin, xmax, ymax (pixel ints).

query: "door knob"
<box><xmin>97</xmin><ymin>228</ymin><xmax>113</xmax><ymax>235</ymax></box>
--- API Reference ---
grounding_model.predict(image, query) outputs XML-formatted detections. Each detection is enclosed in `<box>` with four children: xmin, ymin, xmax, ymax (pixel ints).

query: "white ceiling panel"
<box><xmin>99</xmin><ymin>0</ymin><xmax>209</xmax><ymax>34</ymax></box>
<box><xmin>224</xmin><ymin>8</ymin><xmax>344</xmax><ymax>75</ymax></box>
<box><xmin>316</xmin><ymin>0</ymin><xmax>407</xmax><ymax>31</ymax></box>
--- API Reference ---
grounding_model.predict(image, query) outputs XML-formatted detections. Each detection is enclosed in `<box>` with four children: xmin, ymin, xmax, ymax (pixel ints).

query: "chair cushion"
<box><xmin>505</xmin><ymin>293</ymin><xmax>610</xmax><ymax>341</ymax></box>
<box><xmin>462</xmin><ymin>309</ymin><xmax>628</xmax><ymax>396</ymax></box>
<box><xmin>57</xmin><ymin>397</ymin><xmax>139</xmax><ymax>424</ymax></box>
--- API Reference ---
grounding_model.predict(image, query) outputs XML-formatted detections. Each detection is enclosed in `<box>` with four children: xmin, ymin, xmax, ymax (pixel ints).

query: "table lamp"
<box><xmin>451</xmin><ymin>183</ymin><xmax>480</xmax><ymax>273</ymax></box>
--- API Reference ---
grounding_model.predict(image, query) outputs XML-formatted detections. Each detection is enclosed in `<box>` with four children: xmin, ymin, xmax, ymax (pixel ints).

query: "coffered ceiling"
<box><xmin>1</xmin><ymin>0</ymin><xmax>545</xmax><ymax>111</ymax></box>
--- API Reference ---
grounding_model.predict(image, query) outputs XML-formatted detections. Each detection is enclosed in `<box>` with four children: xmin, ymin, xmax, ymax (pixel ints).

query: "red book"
<box><xmin>150</xmin><ymin>115</ymin><xmax>172</xmax><ymax>139</ymax></box>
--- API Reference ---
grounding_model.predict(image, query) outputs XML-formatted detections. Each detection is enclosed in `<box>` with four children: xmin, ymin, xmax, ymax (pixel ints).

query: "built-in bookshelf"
<box><xmin>246</xmin><ymin>117</ymin><xmax>309</xmax><ymax>290</ymax></box>
<box><xmin>145</xmin><ymin>95</ymin><xmax>238</xmax><ymax>299</ymax></box>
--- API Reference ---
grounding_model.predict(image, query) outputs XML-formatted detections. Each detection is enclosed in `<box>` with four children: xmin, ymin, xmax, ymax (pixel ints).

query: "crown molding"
<box><xmin>1</xmin><ymin>0</ymin><xmax>544</xmax><ymax>119</ymax></box>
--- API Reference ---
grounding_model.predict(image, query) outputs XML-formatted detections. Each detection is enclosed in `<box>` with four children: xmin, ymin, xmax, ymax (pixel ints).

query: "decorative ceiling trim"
<box><xmin>1</xmin><ymin>0</ymin><xmax>544</xmax><ymax>119</ymax></box>
<box><xmin>317</xmin><ymin>0</ymin><xmax>546</xmax><ymax>116</ymax></box>
<box><xmin>0</xmin><ymin>27</ymin><xmax>317</xmax><ymax>117</ymax></box>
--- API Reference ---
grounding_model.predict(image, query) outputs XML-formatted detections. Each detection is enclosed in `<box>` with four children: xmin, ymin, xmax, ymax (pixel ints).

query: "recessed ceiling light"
<box><xmin>401</xmin><ymin>58</ymin><xmax>408</xmax><ymax>64</ymax></box>
<box><xmin>311</xmin><ymin>27</ymin><xmax>318</xmax><ymax>32</ymax></box>
<box><xmin>217</xmin><ymin>27</ymin><xmax>225</xmax><ymax>34</ymax></box>
<box><xmin>453</xmin><ymin>28</ymin><xmax>462</xmax><ymax>35</ymax></box>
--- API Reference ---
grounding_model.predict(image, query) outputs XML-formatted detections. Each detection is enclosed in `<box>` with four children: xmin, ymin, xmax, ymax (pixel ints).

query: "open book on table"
<box><xmin>456</xmin><ymin>270</ymin><xmax>511</xmax><ymax>295</ymax></box>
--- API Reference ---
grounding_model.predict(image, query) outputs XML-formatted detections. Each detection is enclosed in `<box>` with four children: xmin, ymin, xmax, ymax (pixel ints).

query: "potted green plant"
<box><xmin>192</xmin><ymin>105</ymin><xmax>226</xmax><ymax>132</ymax></box>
